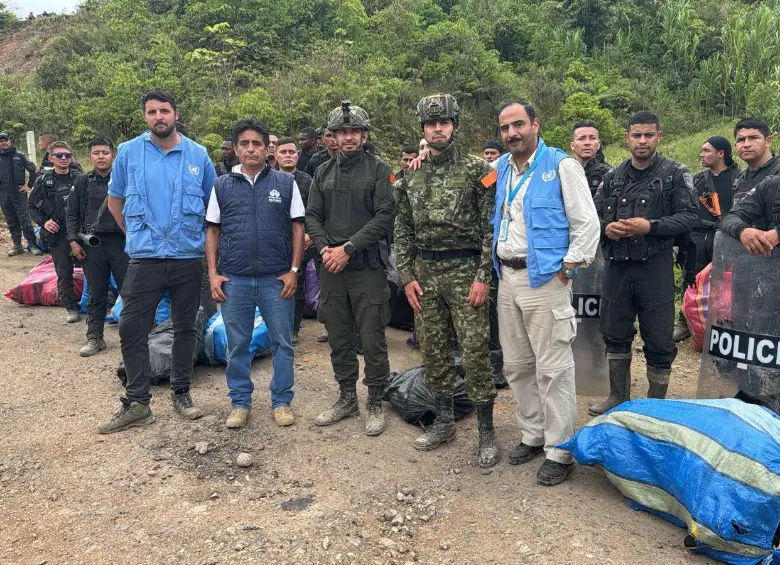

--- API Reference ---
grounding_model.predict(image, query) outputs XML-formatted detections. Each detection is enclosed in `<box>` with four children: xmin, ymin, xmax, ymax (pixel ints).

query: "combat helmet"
<box><xmin>416</xmin><ymin>94</ymin><xmax>460</xmax><ymax>129</ymax></box>
<box><xmin>327</xmin><ymin>100</ymin><xmax>370</xmax><ymax>131</ymax></box>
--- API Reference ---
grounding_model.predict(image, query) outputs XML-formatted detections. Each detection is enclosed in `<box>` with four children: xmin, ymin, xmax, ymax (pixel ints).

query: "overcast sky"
<box><xmin>9</xmin><ymin>0</ymin><xmax>80</xmax><ymax>16</ymax></box>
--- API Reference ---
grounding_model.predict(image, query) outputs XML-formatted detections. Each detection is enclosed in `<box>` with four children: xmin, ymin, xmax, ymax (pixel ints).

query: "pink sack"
<box><xmin>5</xmin><ymin>256</ymin><xmax>84</xmax><ymax>306</ymax></box>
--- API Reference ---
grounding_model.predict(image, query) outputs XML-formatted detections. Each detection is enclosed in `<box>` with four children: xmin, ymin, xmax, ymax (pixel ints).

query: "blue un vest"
<box><xmin>120</xmin><ymin>133</ymin><xmax>210</xmax><ymax>258</ymax></box>
<box><xmin>491</xmin><ymin>138</ymin><xmax>570</xmax><ymax>288</ymax></box>
<box><xmin>214</xmin><ymin>165</ymin><xmax>294</xmax><ymax>277</ymax></box>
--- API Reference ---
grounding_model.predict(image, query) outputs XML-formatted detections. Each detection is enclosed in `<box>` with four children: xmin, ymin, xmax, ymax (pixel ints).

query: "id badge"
<box><xmin>499</xmin><ymin>216</ymin><xmax>510</xmax><ymax>242</ymax></box>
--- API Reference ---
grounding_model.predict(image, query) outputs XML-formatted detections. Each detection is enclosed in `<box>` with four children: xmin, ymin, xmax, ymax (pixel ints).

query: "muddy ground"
<box><xmin>0</xmin><ymin>245</ymin><xmax>710</xmax><ymax>565</ymax></box>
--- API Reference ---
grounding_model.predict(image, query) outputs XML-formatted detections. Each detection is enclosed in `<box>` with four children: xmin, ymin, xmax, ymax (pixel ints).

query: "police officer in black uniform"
<box><xmin>570</xmin><ymin>120</ymin><xmax>611</xmax><ymax>197</ymax></box>
<box><xmin>65</xmin><ymin>137</ymin><xmax>129</xmax><ymax>357</ymax></box>
<box><xmin>589</xmin><ymin>112</ymin><xmax>696</xmax><ymax>415</ymax></box>
<box><xmin>276</xmin><ymin>136</ymin><xmax>314</xmax><ymax>344</ymax></box>
<box><xmin>28</xmin><ymin>141</ymin><xmax>81</xmax><ymax>322</ymax></box>
<box><xmin>673</xmin><ymin>136</ymin><xmax>740</xmax><ymax>341</ymax></box>
<box><xmin>0</xmin><ymin>132</ymin><xmax>40</xmax><ymax>256</ymax></box>
<box><xmin>721</xmin><ymin>174</ymin><xmax>780</xmax><ymax>254</ymax></box>
<box><xmin>731</xmin><ymin>118</ymin><xmax>780</xmax><ymax>224</ymax></box>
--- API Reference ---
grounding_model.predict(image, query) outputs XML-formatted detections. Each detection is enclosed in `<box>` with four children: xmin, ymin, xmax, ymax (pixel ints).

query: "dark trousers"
<box><xmin>50</xmin><ymin>233</ymin><xmax>78</xmax><ymax>310</ymax></box>
<box><xmin>82</xmin><ymin>233</ymin><xmax>129</xmax><ymax>339</ymax></box>
<box><xmin>600</xmin><ymin>250</ymin><xmax>677</xmax><ymax>370</ymax></box>
<box><xmin>0</xmin><ymin>189</ymin><xmax>35</xmax><ymax>246</ymax></box>
<box><xmin>293</xmin><ymin>248</ymin><xmax>316</xmax><ymax>332</ymax></box>
<box><xmin>119</xmin><ymin>258</ymin><xmax>203</xmax><ymax>404</ymax></box>
<box><xmin>319</xmin><ymin>266</ymin><xmax>390</xmax><ymax>389</ymax></box>
<box><xmin>690</xmin><ymin>229</ymin><xmax>714</xmax><ymax>274</ymax></box>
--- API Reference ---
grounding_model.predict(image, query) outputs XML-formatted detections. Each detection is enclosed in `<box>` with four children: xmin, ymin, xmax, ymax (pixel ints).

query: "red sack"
<box><xmin>5</xmin><ymin>256</ymin><xmax>84</xmax><ymax>306</ymax></box>
<box><xmin>682</xmin><ymin>263</ymin><xmax>732</xmax><ymax>352</ymax></box>
<box><xmin>682</xmin><ymin>263</ymin><xmax>711</xmax><ymax>352</ymax></box>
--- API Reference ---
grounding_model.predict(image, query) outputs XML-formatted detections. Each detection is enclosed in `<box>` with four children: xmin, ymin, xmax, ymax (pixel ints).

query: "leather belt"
<box><xmin>416</xmin><ymin>248</ymin><xmax>481</xmax><ymax>261</ymax></box>
<box><xmin>500</xmin><ymin>257</ymin><xmax>527</xmax><ymax>270</ymax></box>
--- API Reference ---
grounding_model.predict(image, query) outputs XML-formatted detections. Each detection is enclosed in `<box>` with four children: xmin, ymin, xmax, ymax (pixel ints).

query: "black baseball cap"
<box><xmin>0</xmin><ymin>133</ymin><xmax>10</xmax><ymax>140</ymax></box>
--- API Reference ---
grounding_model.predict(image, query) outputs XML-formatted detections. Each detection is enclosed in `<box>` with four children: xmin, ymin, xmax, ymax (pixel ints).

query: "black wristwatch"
<box><xmin>560</xmin><ymin>266</ymin><xmax>579</xmax><ymax>279</ymax></box>
<box><xmin>343</xmin><ymin>241</ymin><xmax>356</xmax><ymax>256</ymax></box>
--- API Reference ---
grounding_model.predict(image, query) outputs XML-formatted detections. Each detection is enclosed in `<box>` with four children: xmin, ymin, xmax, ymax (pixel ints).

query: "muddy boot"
<box><xmin>66</xmin><ymin>309</ymin><xmax>80</xmax><ymax>323</ymax></box>
<box><xmin>30</xmin><ymin>245</ymin><xmax>42</xmax><ymax>256</ymax></box>
<box><xmin>588</xmin><ymin>353</ymin><xmax>632</xmax><ymax>416</ymax></box>
<box><xmin>97</xmin><ymin>398</ymin><xmax>155</xmax><ymax>434</ymax></box>
<box><xmin>673</xmin><ymin>316</ymin><xmax>691</xmax><ymax>342</ymax></box>
<box><xmin>7</xmin><ymin>243</ymin><xmax>24</xmax><ymax>257</ymax></box>
<box><xmin>315</xmin><ymin>384</ymin><xmax>359</xmax><ymax>426</ymax></box>
<box><xmin>647</xmin><ymin>366</ymin><xmax>671</xmax><ymax>399</ymax></box>
<box><xmin>414</xmin><ymin>395</ymin><xmax>456</xmax><ymax>451</ymax></box>
<box><xmin>171</xmin><ymin>391</ymin><xmax>204</xmax><ymax>420</ymax></box>
<box><xmin>365</xmin><ymin>386</ymin><xmax>385</xmax><ymax>436</ymax></box>
<box><xmin>80</xmin><ymin>337</ymin><xmax>107</xmax><ymax>357</ymax></box>
<box><xmin>475</xmin><ymin>400</ymin><xmax>500</xmax><ymax>468</ymax></box>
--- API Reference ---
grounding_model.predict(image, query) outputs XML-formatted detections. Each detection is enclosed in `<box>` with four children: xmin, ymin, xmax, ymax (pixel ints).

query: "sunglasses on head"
<box><xmin>53</xmin><ymin>152</ymin><xmax>72</xmax><ymax>159</ymax></box>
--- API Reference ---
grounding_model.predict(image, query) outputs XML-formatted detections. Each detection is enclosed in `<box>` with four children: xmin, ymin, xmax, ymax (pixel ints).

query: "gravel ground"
<box><xmin>0</xmin><ymin>246</ymin><xmax>712</xmax><ymax>565</ymax></box>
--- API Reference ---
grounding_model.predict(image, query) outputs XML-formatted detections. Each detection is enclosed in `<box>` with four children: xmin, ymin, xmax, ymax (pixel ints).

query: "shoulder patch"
<box><xmin>480</xmin><ymin>169</ymin><xmax>497</xmax><ymax>188</ymax></box>
<box><xmin>389</xmin><ymin>174</ymin><xmax>396</xmax><ymax>183</ymax></box>
<box><xmin>683</xmin><ymin>172</ymin><xmax>694</xmax><ymax>190</ymax></box>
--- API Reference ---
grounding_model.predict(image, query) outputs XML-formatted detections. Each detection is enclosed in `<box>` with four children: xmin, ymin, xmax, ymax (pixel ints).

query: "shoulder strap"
<box><xmin>654</xmin><ymin>157</ymin><xmax>676</xmax><ymax>183</ymax></box>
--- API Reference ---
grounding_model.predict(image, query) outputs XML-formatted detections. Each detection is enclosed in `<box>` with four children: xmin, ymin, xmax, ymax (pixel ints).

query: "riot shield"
<box><xmin>698</xmin><ymin>232</ymin><xmax>780</xmax><ymax>409</ymax></box>
<box><xmin>572</xmin><ymin>251</ymin><xmax>608</xmax><ymax>395</ymax></box>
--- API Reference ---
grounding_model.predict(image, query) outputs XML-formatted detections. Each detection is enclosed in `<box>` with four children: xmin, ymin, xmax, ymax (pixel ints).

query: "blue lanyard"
<box><xmin>506</xmin><ymin>145</ymin><xmax>547</xmax><ymax>207</ymax></box>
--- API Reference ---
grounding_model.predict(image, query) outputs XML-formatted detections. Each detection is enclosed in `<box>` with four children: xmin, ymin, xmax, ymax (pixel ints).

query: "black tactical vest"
<box><xmin>602</xmin><ymin>157</ymin><xmax>676</xmax><ymax>261</ymax></box>
<box><xmin>40</xmin><ymin>171</ymin><xmax>78</xmax><ymax>223</ymax></box>
<box><xmin>81</xmin><ymin>172</ymin><xmax>119</xmax><ymax>234</ymax></box>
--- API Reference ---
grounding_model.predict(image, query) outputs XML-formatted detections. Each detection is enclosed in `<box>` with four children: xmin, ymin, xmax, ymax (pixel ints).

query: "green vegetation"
<box><xmin>0</xmin><ymin>0</ymin><xmax>777</xmax><ymax>167</ymax></box>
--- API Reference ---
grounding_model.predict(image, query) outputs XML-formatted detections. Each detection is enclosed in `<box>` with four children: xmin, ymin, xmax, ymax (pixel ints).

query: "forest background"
<box><xmin>1</xmin><ymin>0</ymin><xmax>779</xmax><ymax>169</ymax></box>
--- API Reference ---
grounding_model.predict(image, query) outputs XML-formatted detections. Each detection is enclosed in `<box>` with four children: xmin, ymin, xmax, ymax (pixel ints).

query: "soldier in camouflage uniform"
<box><xmin>306</xmin><ymin>101</ymin><xmax>395</xmax><ymax>437</ymax></box>
<box><xmin>394</xmin><ymin>94</ymin><xmax>500</xmax><ymax>468</ymax></box>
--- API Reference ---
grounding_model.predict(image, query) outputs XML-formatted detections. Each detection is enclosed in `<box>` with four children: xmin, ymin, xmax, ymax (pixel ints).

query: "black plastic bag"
<box><xmin>453</xmin><ymin>349</ymin><xmax>508</xmax><ymax>389</ymax></box>
<box><xmin>383</xmin><ymin>366</ymin><xmax>474</xmax><ymax>426</ymax></box>
<box><xmin>117</xmin><ymin>307</ymin><xmax>209</xmax><ymax>387</ymax></box>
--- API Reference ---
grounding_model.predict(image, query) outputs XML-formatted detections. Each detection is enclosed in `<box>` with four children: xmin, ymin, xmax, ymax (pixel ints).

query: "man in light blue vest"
<box><xmin>98</xmin><ymin>87</ymin><xmax>217</xmax><ymax>434</ymax></box>
<box><xmin>492</xmin><ymin>100</ymin><xmax>599</xmax><ymax>486</ymax></box>
<box><xmin>206</xmin><ymin>119</ymin><xmax>305</xmax><ymax>429</ymax></box>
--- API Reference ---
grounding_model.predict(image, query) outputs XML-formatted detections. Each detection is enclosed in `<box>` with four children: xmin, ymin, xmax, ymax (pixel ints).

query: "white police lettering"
<box><xmin>573</xmin><ymin>294</ymin><xmax>600</xmax><ymax>319</ymax></box>
<box><xmin>708</xmin><ymin>325</ymin><xmax>780</xmax><ymax>369</ymax></box>
<box><xmin>189</xmin><ymin>165</ymin><xmax>200</xmax><ymax>175</ymax></box>
<box><xmin>269</xmin><ymin>189</ymin><xmax>282</xmax><ymax>204</ymax></box>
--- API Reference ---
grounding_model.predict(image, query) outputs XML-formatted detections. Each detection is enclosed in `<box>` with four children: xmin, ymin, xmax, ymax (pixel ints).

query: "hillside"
<box><xmin>0</xmin><ymin>0</ymin><xmax>778</xmax><ymax>167</ymax></box>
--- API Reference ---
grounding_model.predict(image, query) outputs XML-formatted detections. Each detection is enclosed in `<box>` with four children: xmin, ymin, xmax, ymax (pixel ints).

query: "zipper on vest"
<box><xmin>252</xmin><ymin>178</ymin><xmax>258</xmax><ymax>279</ymax></box>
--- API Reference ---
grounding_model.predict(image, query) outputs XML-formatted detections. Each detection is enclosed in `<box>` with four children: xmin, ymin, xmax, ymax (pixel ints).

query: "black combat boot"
<box><xmin>365</xmin><ymin>386</ymin><xmax>386</xmax><ymax>436</ymax></box>
<box><xmin>475</xmin><ymin>400</ymin><xmax>500</xmax><ymax>468</ymax></box>
<box><xmin>647</xmin><ymin>367</ymin><xmax>671</xmax><ymax>399</ymax></box>
<box><xmin>673</xmin><ymin>316</ymin><xmax>691</xmax><ymax>342</ymax></box>
<box><xmin>315</xmin><ymin>383</ymin><xmax>359</xmax><ymax>426</ymax></box>
<box><xmin>414</xmin><ymin>394</ymin><xmax>456</xmax><ymax>451</ymax></box>
<box><xmin>588</xmin><ymin>353</ymin><xmax>632</xmax><ymax>416</ymax></box>
<box><xmin>7</xmin><ymin>241</ymin><xmax>24</xmax><ymax>257</ymax></box>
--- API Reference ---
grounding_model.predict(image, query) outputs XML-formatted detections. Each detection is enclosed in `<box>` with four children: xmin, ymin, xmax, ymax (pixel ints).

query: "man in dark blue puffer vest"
<box><xmin>206</xmin><ymin>118</ymin><xmax>305</xmax><ymax>430</ymax></box>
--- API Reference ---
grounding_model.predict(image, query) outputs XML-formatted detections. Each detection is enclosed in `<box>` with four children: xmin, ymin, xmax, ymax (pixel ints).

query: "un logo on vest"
<box><xmin>542</xmin><ymin>170</ymin><xmax>556</xmax><ymax>182</ymax></box>
<box><xmin>188</xmin><ymin>165</ymin><xmax>200</xmax><ymax>175</ymax></box>
<box><xmin>269</xmin><ymin>189</ymin><xmax>282</xmax><ymax>204</ymax></box>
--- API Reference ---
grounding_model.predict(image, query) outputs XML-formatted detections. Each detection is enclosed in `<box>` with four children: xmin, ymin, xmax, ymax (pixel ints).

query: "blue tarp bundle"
<box><xmin>560</xmin><ymin>399</ymin><xmax>780</xmax><ymax>565</ymax></box>
<box><xmin>202</xmin><ymin>307</ymin><xmax>271</xmax><ymax>366</ymax></box>
<box><xmin>79</xmin><ymin>275</ymin><xmax>119</xmax><ymax>315</ymax></box>
<box><xmin>109</xmin><ymin>293</ymin><xmax>171</xmax><ymax>326</ymax></box>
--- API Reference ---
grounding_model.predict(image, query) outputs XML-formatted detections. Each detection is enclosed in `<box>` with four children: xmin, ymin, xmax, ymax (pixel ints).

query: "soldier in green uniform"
<box><xmin>305</xmin><ymin>101</ymin><xmax>396</xmax><ymax>436</ymax></box>
<box><xmin>394</xmin><ymin>94</ymin><xmax>500</xmax><ymax>468</ymax></box>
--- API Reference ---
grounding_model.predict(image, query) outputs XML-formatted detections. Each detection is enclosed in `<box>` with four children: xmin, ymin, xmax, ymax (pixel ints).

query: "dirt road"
<box><xmin>0</xmin><ymin>249</ymin><xmax>710</xmax><ymax>565</ymax></box>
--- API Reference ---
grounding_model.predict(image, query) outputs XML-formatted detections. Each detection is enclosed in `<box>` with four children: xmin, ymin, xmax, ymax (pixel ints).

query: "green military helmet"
<box><xmin>416</xmin><ymin>94</ymin><xmax>460</xmax><ymax>128</ymax></box>
<box><xmin>327</xmin><ymin>100</ymin><xmax>370</xmax><ymax>131</ymax></box>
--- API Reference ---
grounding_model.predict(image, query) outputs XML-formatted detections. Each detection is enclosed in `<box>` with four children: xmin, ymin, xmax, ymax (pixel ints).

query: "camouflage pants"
<box><xmin>414</xmin><ymin>256</ymin><xmax>496</xmax><ymax>403</ymax></box>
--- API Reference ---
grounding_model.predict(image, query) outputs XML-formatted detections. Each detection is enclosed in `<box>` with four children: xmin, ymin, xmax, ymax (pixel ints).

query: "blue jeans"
<box><xmin>221</xmin><ymin>273</ymin><xmax>295</xmax><ymax>409</ymax></box>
